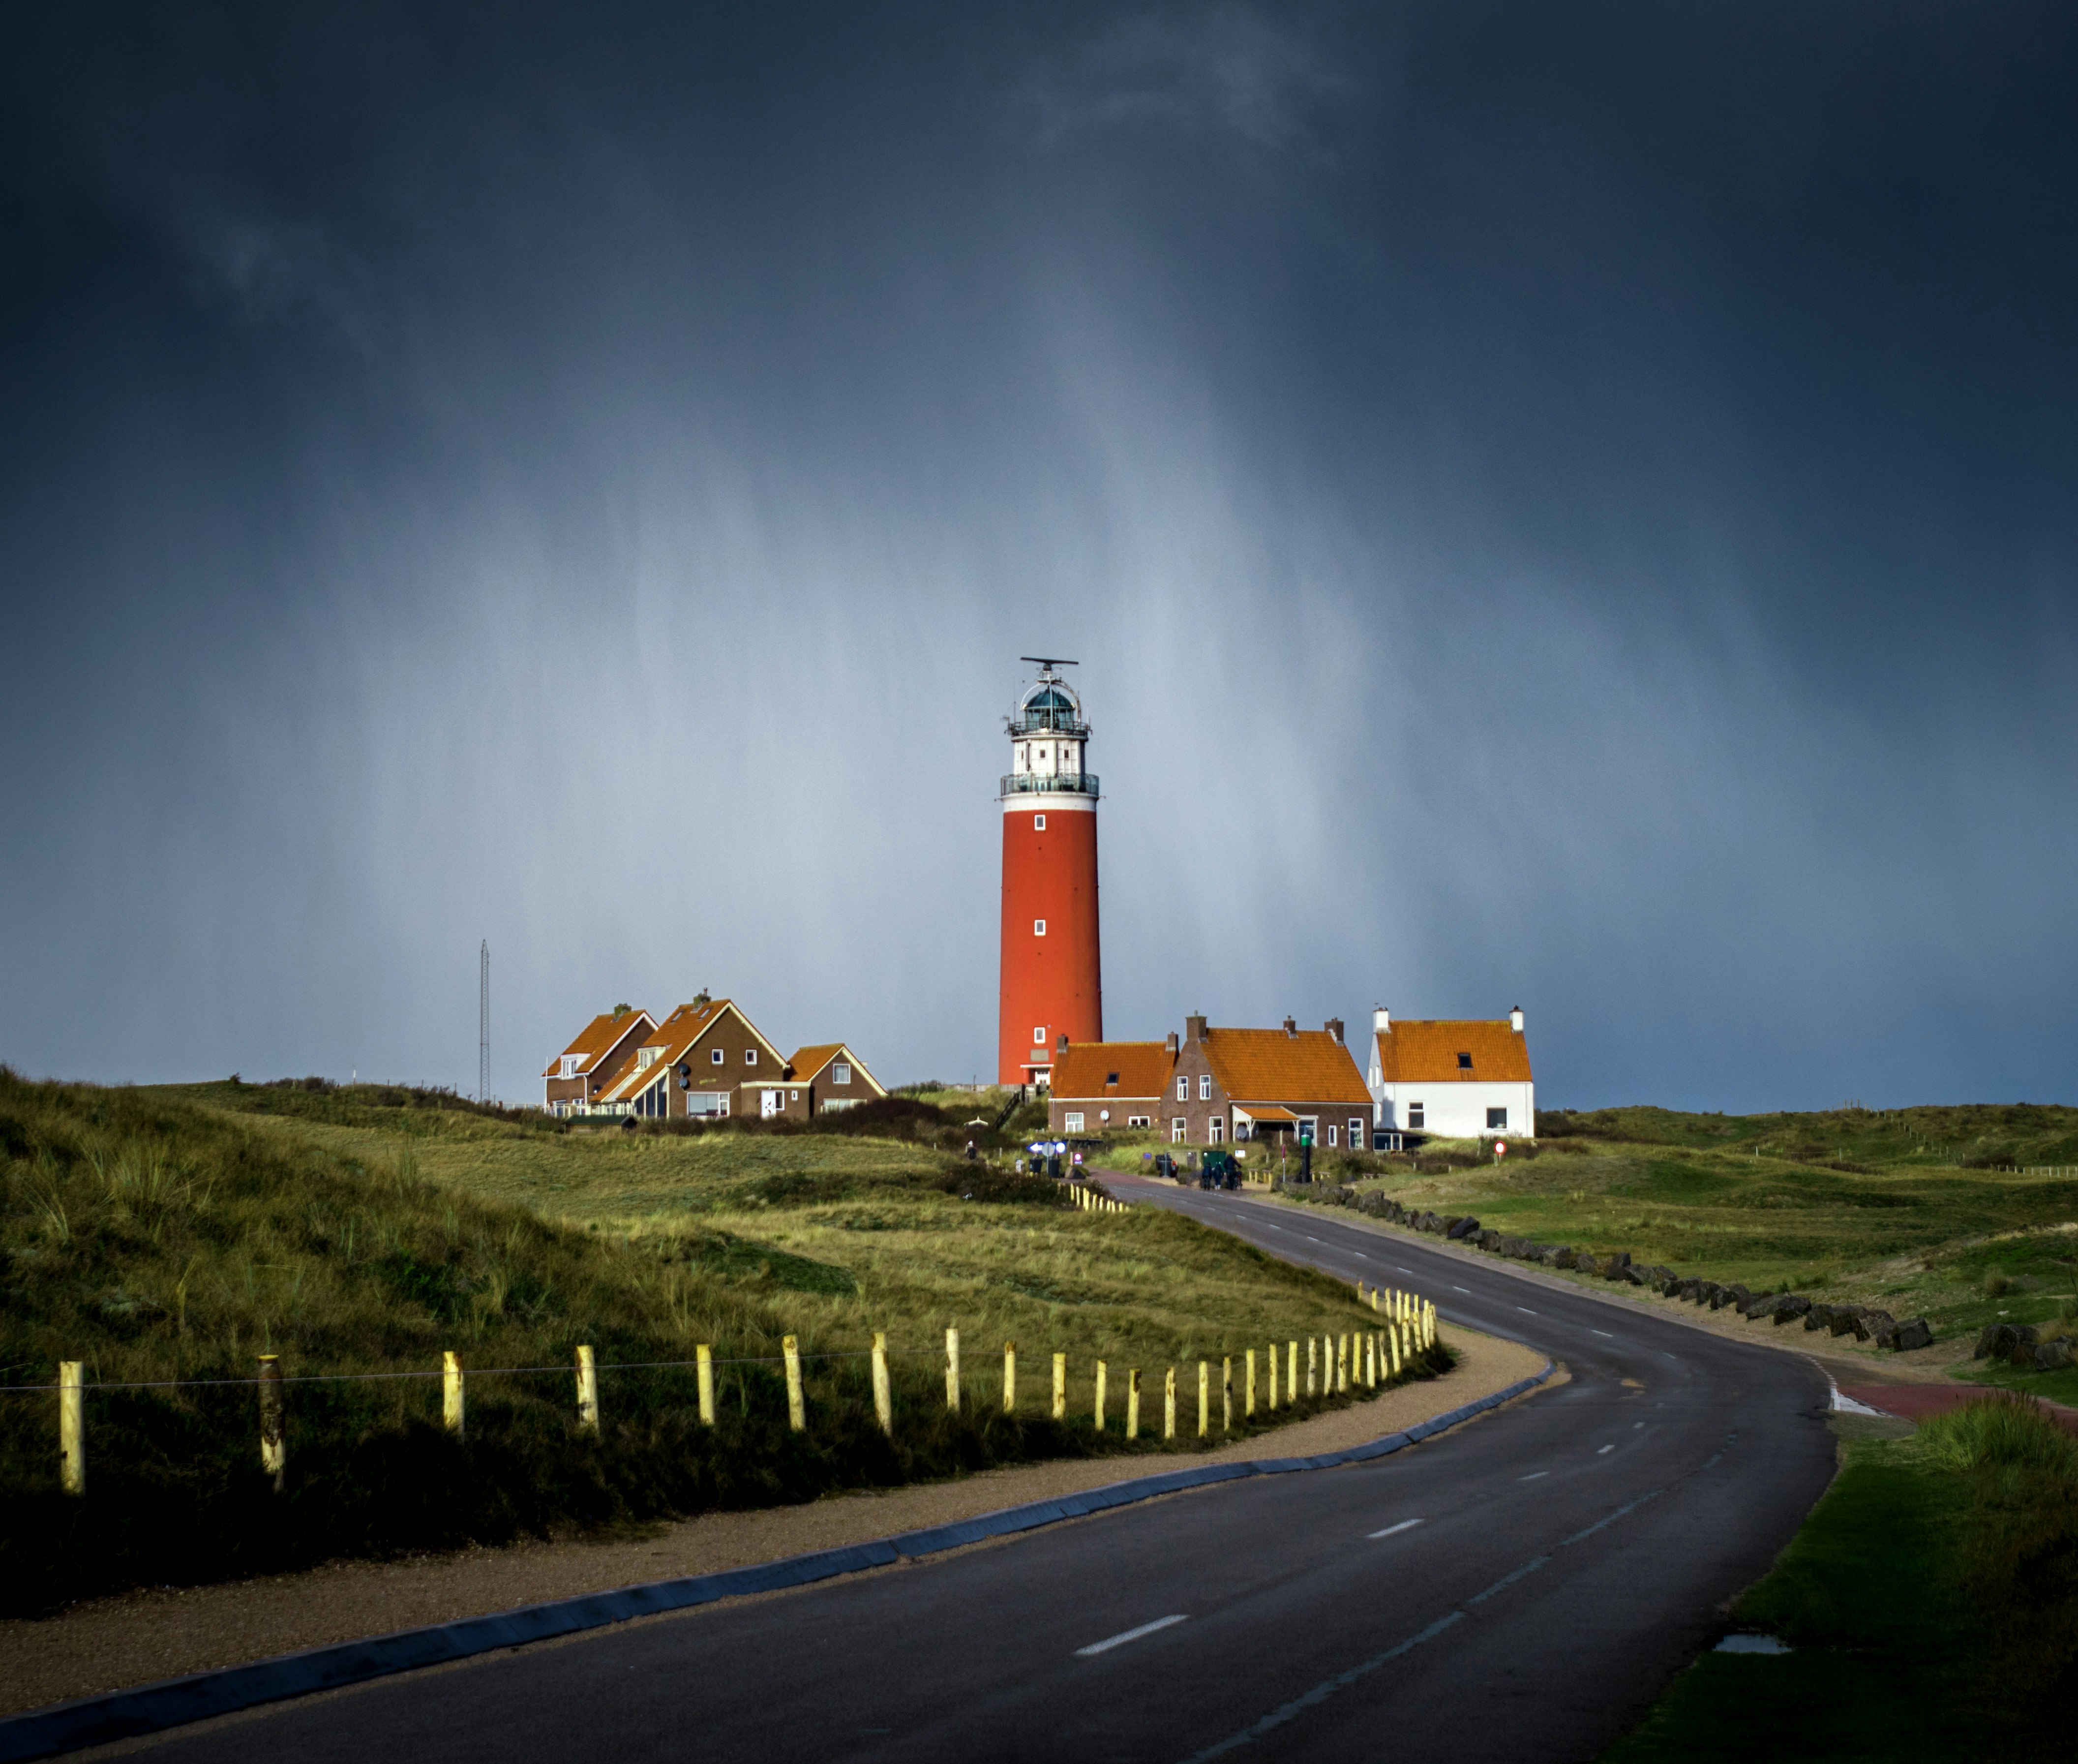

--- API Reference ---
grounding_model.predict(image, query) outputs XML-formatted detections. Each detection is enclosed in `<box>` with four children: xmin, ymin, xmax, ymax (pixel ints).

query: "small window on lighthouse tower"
<box><xmin>1033</xmin><ymin>1027</ymin><xmax>1047</xmax><ymax>1045</ymax></box>
<box><xmin>1033</xmin><ymin>814</ymin><xmax>1045</xmax><ymax>830</ymax></box>
<box><xmin>1034</xmin><ymin>919</ymin><xmax>1046</xmax><ymax>936</ymax></box>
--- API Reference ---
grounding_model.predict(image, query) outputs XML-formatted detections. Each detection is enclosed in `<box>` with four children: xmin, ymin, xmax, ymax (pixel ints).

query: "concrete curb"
<box><xmin>0</xmin><ymin>1362</ymin><xmax>1553</xmax><ymax>1763</ymax></box>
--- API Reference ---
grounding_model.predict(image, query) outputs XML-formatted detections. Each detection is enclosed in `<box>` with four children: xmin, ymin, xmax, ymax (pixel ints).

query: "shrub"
<box><xmin>1922</xmin><ymin>1396</ymin><xmax>2078</xmax><ymax>1485</ymax></box>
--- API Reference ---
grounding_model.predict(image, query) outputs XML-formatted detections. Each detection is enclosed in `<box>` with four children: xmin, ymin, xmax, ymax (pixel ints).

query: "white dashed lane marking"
<box><xmin>1368</xmin><ymin>1519</ymin><xmax>1424</xmax><ymax>1539</ymax></box>
<box><xmin>1519</xmin><ymin>1471</ymin><xmax>1549</xmax><ymax>1482</ymax></box>
<box><xmin>1516</xmin><ymin>1307</ymin><xmax>1537</xmax><ymax>1315</ymax></box>
<box><xmin>1075</xmin><ymin>1615</ymin><xmax>1189</xmax><ymax>1657</ymax></box>
<box><xmin>1597</xmin><ymin>1445</ymin><xmax>1614</xmax><ymax>1455</ymax></box>
<box><xmin>1592</xmin><ymin>1329</ymin><xmax>1614</xmax><ymax>1338</ymax></box>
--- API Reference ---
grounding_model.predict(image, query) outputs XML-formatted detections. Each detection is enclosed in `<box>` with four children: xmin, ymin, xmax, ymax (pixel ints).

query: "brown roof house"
<box><xmin>1365</xmin><ymin>1006</ymin><xmax>1535</xmax><ymax>1142</ymax></box>
<box><xmin>1165</xmin><ymin>1015</ymin><xmax>1374</xmax><ymax>1152</ymax></box>
<box><xmin>774</xmin><ymin>1044</ymin><xmax>887</xmax><ymax>1118</ymax></box>
<box><xmin>588</xmin><ymin>996</ymin><xmax>787</xmax><ymax>1120</ymax></box>
<box><xmin>542</xmin><ymin>1006</ymin><xmax>657</xmax><ymax>1115</ymax></box>
<box><xmin>1046</xmin><ymin>1040</ymin><xmax>1175</xmax><ymax>1136</ymax></box>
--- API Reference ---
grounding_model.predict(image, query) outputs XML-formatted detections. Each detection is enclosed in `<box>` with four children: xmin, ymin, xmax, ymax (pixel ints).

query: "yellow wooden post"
<box><xmin>1390</xmin><ymin>1324</ymin><xmax>1402</xmax><ymax>1376</ymax></box>
<box><xmin>783</xmin><ymin>1335</ymin><xmax>806</xmax><ymax>1431</ymax></box>
<box><xmin>1221</xmin><ymin>1357</ymin><xmax>1232</xmax><ymax>1432</ymax></box>
<box><xmin>1199</xmin><ymin>1361</ymin><xmax>1210</xmax><ymax>1438</ymax></box>
<box><xmin>258</xmin><ymin>1354</ymin><xmax>286</xmax><ymax>1490</ymax></box>
<box><xmin>1287</xmin><ymin>1339</ymin><xmax>1297</xmax><ymax>1403</ymax></box>
<box><xmin>1003</xmin><ymin>1340</ymin><xmax>1017</xmax><ymax>1414</ymax></box>
<box><xmin>1370</xmin><ymin>1287</ymin><xmax>1381</xmax><ymax>1313</ymax></box>
<box><xmin>945</xmin><ymin>1327</ymin><xmax>961</xmax><ymax>1413</ymax></box>
<box><xmin>1095</xmin><ymin>1359</ymin><xmax>1108</xmax><ymax>1431</ymax></box>
<box><xmin>1337</xmin><ymin>1333</ymin><xmax>1349</xmax><ymax>1393</ymax></box>
<box><xmin>442</xmin><ymin>1350</ymin><xmax>464</xmax><ymax>1437</ymax></box>
<box><xmin>1127</xmin><ymin>1369</ymin><xmax>1142</xmax><ymax>1439</ymax></box>
<box><xmin>1245</xmin><ymin>1348</ymin><xmax>1257</xmax><ymax>1418</ymax></box>
<box><xmin>59</xmin><ymin>1361</ymin><xmax>83</xmax><ymax>1496</ymax></box>
<box><xmin>575</xmin><ymin>1344</ymin><xmax>599</xmax><ymax>1434</ymax></box>
<box><xmin>872</xmin><ymin>1332</ymin><xmax>892</xmax><ymax>1434</ymax></box>
<box><xmin>1306</xmin><ymin>1337</ymin><xmax>1317</xmax><ymax>1398</ymax></box>
<box><xmin>1266</xmin><ymin>1343</ymin><xmax>1278</xmax><ymax>1410</ymax></box>
<box><xmin>1052</xmin><ymin>1351</ymin><xmax>1066</xmax><ymax>1420</ymax></box>
<box><xmin>1164</xmin><ymin>1367</ymin><xmax>1176</xmax><ymax>1440</ymax></box>
<box><xmin>1365</xmin><ymin>1332</ymin><xmax>1377</xmax><ymax>1389</ymax></box>
<box><xmin>696</xmin><ymin>1343</ymin><xmax>716</xmax><ymax>1426</ymax></box>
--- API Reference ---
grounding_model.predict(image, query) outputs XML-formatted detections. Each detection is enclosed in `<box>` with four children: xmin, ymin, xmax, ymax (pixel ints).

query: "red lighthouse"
<box><xmin>997</xmin><ymin>659</ymin><xmax>1102</xmax><ymax>1087</ymax></box>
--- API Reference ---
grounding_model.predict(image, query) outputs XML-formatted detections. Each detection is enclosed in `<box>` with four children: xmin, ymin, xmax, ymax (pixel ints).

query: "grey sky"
<box><xmin>1</xmin><ymin>3</ymin><xmax>2073</xmax><ymax>1110</ymax></box>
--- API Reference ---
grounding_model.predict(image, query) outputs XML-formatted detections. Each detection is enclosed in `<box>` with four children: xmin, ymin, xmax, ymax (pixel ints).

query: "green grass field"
<box><xmin>1604</xmin><ymin>1398</ymin><xmax>2078</xmax><ymax>1762</ymax></box>
<box><xmin>0</xmin><ymin>1073</ymin><xmax>1436</xmax><ymax>1612</ymax></box>
<box><xmin>1292</xmin><ymin>1104</ymin><xmax>2078</xmax><ymax>1397</ymax></box>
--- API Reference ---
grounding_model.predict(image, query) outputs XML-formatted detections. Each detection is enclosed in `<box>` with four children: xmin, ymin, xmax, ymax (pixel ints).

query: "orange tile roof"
<box><xmin>542</xmin><ymin>1008</ymin><xmax>655</xmax><ymax>1078</ymax></box>
<box><xmin>595</xmin><ymin>998</ymin><xmax>748</xmax><ymax>1101</ymax></box>
<box><xmin>1202</xmin><ymin>1028</ymin><xmax>1372</xmax><ymax>1106</ymax></box>
<box><xmin>786</xmin><ymin>1044</ymin><xmax>886</xmax><ymax>1095</ymax></box>
<box><xmin>1051</xmin><ymin>1041</ymin><xmax>1175</xmax><ymax>1100</ymax></box>
<box><xmin>1373</xmin><ymin>1019</ymin><xmax>1533</xmax><ymax>1084</ymax></box>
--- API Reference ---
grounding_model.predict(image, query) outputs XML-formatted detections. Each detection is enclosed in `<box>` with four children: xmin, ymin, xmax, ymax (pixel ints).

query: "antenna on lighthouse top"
<box><xmin>1020</xmin><ymin>656</ymin><xmax>1079</xmax><ymax>679</ymax></box>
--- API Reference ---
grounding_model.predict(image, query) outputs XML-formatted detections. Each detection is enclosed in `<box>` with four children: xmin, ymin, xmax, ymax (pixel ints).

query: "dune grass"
<box><xmin>1604</xmin><ymin>1397</ymin><xmax>2078</xmax><ymax>1762</ymax></box>
<box><xmin>0</xmin><ymin>1073</ymin><xmax>1439</xmax><ymax>1612</ymax></box>
<box><xmin>1296</xmin><ymin>1104</ymin><xmax>2078</xmax><ymax>1390</ymax></box>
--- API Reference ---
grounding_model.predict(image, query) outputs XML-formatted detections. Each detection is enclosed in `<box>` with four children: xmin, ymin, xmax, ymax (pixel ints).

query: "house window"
<box><xmin>1176</xmin><ymin>1076</ymin><xmax>1189</xmax><ymax>1101</ymax></box>
<box><xmin>833</xmin><ymin>1062</ymin><xmax>851</xmax><ymax>1085</ymax></box>
<box><xmin>1034</xmin><ymin>814</ymin><xmax>1046</xmax><ymax>830</ymax></box>
<box><xmin>687</xmin><ymin>1091</ymin><xmax>727</xmax><ymax>1117</ymax></box>
<box><xmin>1487</xmin><ymin>1107</ymin><xmax>1508</xmax><ymax>1131</ymax></box>
<box><xmin>1034</xmin><ymin>919</ymin><xmax>1046</xmax><ymax>936</ymax></box>
<box><xmin>1172</xmin><ymin>1118</ymin><xmax>1187</xmax><ymax>1142</ymax></box>
<box><xmin>1198</xmin><ymin>1074</ymin><xmax>1212</xmax><ymax>1101</ymax></box>
<box><xmin>1035</xmin><ymin>1027</ymin><xmax>1048</xmax><ymax>1046</ymax></box>
<box><xmin>1128</xmin><ymin>1115</ymin><xmax>1150</xmax><ymax>1128</ymax></box>
<box><xmin>745</xmin><ymin>1048</ymin><xmax>758</xmax><ymax>1065</ymax></box>
<box><xmin>1325</xmin><ymin>1125</ymin><xmax>1338</xmax><ymax>1148</ymax></box>
<box><xmin>791</xmin><ymin>1089</ymin><xmax>800</xmax><ymax>1101</ymax></box>
<box><xmin>1457</xmin><ymin>1052</ymin><xmax>1473</xmax><ymax>1070</ymax></box>
<box><xmin>711</xmin><ymin>1047</ymin><xmax>725</xmax><ymax>1064</ymax></box>
<box><xmin>1408</xmin><ymin>1103</ymin><xmax>1425</xmax><ymax>1128</ymax></box>
<box><xmin>560</xmin><ymin>1055</ymin><xmax>579</xmax><ymax>1079</ymax></box>
<box><xmin>1065</xmin><ymin>1112</ymin><xmax>1085</xmax><ymax>1132</ymax></box>
<box><xmin>1209</xmin><ymin>1115</ymin><xmax>1224</xmax><ymax>1143</ymax></box>
<box><xmin>1106</xmin><ymin>1071</ymin><xmax>1119</xmax><ymax>1085</ymax></box>
<box><xmin>1349</xmin><ymin>1118</ymin><xmax>1364</xmax><ymax>1146</ymax></box>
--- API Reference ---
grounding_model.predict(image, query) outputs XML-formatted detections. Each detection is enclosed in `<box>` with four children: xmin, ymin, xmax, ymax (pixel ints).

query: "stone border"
<box><xmin>0</xmin><ymin>1364</ymin><xmax>1553</xmax><ymax>1763</ymax></box>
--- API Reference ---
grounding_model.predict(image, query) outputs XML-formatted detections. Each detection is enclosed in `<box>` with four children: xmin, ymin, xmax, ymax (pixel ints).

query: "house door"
<box><xmin>761</xmin><ymin>1089</ymin><xmax>783</xmax><ymax>1119</ymax></box>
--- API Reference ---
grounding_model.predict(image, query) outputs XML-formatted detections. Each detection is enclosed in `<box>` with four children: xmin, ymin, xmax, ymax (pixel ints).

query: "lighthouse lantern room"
<box><xmin>997</xmin><ymin>658</ymin><xmax>1103</xmax><ymax>1087</ymax></box>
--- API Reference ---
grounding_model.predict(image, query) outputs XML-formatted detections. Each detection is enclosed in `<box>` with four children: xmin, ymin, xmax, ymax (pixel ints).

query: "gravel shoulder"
<box><xmin>1</xmin><ymin>1327</ymin><xmax>1544</xmax><ymax>1718</ymax></box>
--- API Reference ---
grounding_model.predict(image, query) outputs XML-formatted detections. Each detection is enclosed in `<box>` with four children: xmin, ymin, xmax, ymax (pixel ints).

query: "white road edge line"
<box><xmin>1591</xmin><ymin>1329</ymin><xmax>1614</xmax><ymax>1338</ymax></box>
<box><xmin>1368</xmin><ymin>1519</ymin><xmax>1424</xmax><ymax>1539</ymax></box>
<box><xmin>1076</xmin><ymin>1614</ymin><xmax>1189</xmax><ymax>1657</ymax></box>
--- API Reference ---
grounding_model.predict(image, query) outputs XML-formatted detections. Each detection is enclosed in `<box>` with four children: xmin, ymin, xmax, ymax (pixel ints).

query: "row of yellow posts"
<box><xmin>48</xmin><ymin>1294</ymin><xmax>1438</xmax><ymax>1492</ymax></box>
<box><xmin>1071</xmin><ymin>1184</ymin><xmax>1123</xmax><ymax>1215</ymax></box>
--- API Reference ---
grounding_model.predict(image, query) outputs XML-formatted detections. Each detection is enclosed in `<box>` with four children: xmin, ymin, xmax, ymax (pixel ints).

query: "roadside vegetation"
<box><xmin>1269</xmin><ymin>1103</ymin><xmax>2078</xmax><ymax>1399</ymax></box>
<box><xmin>1604</xmin><ymin>1396</ymin><xmax>2078</xmax><ymax>1762</ymax></box>
<box><xmin>0</xmin><ymin>1072</ymin><xmax>1438</xmax><ymax>1613</ymax></box>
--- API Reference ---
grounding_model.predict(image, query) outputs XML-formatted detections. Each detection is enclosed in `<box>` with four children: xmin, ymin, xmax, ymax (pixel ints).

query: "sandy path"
<box><xmin>1</xmin><ymin>1328</ymin><xmax>1545</xmax><ymax>1718</ymax></box>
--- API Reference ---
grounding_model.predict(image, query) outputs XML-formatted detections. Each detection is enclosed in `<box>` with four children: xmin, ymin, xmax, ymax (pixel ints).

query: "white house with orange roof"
<box><xmin>1366</xmin><ymin>1006</ymin><xmax>1536</xmax><ymax>1143</ymax></box>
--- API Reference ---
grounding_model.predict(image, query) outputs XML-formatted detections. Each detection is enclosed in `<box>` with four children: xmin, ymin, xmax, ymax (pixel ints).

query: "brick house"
<box><xmin>1046</xmin><ymin>1040</ymin><xmax>1173</xmax><ymax>1136</ymax></box>
<box><xmin>542</xmin><ymin>1007</ymin><xmax>657</xmax><ymax>1115</ymax></box>
<box><xmin>1165</xmin><ymin>1014</ymin><xmax>1374</xmax><ymax>1151</ymax></box>
<box><xmin>1367</xmin><ymin>1006</ymin><xmax>1535</xmax><ymax>1142</ymax></box>
<box><xmin>588</xmin><ymin>996</ymin><xmax>787</xmax><ymax>1120</ymax></box>
<box><xmin>777</xmin><ymin>1044</ymin><xmax>887</xmax><ymax>1117</ymax></box>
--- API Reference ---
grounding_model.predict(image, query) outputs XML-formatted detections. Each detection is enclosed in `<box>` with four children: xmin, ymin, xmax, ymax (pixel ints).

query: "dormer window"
<box><xmin>1457</xmin><ymin>1052</ymin><xmax>1473</xmax><ymax>1070</ymax></box>
<box><xmin>833</xmin><ymin>1062</ymin><xmax>851</xmax><ymax>1085</ymax></box>
<box><xmin>560</xmin><ymin>1055</ymin><xmax>580</xmax><ymax>1079</ymax></box>
<box><xmin>1106</xmin><ymin>1072</ymin><xmax>1119</xmax><ymax>1086</ymax></box>
<box><xmin>636</xmin><ymin>1047</ymin><xmax>660</xmax><ymax>1068</ymax></box>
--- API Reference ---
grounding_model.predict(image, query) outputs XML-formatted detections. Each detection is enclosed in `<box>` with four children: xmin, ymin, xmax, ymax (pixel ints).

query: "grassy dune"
<box><xmin>1309</xmin><ymin>1104</ymin><xmax>2078</xmax><ymax>1397</ymax></box>
<box><xmin>0</xmin><ymin>1074</ymin><xmax>1434</xmax><ymax>1611</ymax></box>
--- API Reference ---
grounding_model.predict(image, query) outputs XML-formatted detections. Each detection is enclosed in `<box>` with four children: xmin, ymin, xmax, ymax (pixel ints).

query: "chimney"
<box><xmin>1282</xmin><ymin>1017</ymin><xmax>1297</xmax><ymax>1038</ymax></box>
<box><xmin>1509</xmin><ymin>1006</ymin><xmax>1524</xmax><ymax>1034</ymax></box>
<box><xmin>1165</xmin><ymin>1032</ymin><xmax>1179</xmax><ymax>1056</ymax></box>
<box><xmin>1325</xmin><ymin>1017</ymin><xmax>1344</xmax><ymax>1044</ymax></box>
<box><xmin>1373</xmin><ymin>1005</ymin><xmax>1390</xmax><ymax>1034</ymax></box>
<box><xmin>1185</xmin><ymin>1014</ymin><xmax>1207</xmax><ymax>1044</ymax></box>
<box><xmin>1057</xmin><ymin>1033</ymin><xmax>1069</xmax><ymax>1052</ymax></box>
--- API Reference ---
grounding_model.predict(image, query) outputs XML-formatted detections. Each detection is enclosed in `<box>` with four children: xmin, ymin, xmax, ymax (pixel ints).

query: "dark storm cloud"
<box><xmin>1</xmin><ymin>2</ymin><xmax>2073</xmax><ymax>1109</ymax></box>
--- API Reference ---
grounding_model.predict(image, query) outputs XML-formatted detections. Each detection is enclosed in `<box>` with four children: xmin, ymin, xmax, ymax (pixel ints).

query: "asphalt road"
<box><xmin>130</xmin><ymin>1178</ymin><xmax>1836</xmax><ymax>1764</ymax></box>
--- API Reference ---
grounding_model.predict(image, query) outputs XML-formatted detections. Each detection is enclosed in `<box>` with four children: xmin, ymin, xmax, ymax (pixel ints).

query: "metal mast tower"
<box><xmin>997</xmin><ymin>658</ymin><xmax>1103</xmax><ymax>1087</ymax></box>
<box><xmin>479</xmin><ymin>940</ymin><xmax>489</xmax><ymax>1104</ymax></box>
